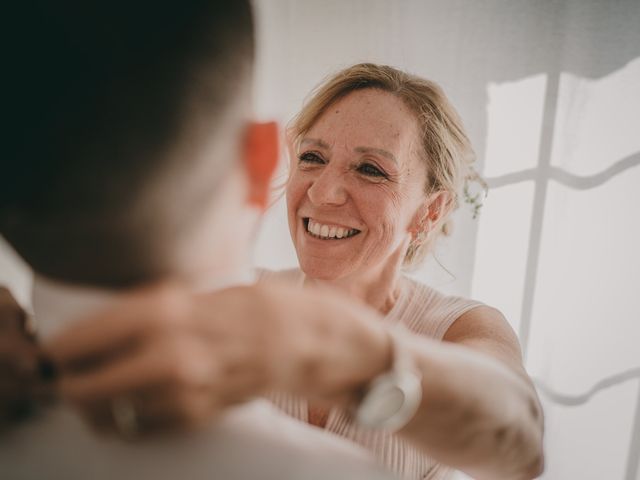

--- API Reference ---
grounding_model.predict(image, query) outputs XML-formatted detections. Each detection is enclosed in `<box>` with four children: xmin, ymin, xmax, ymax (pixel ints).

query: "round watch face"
<box><xmin>355</xmin><ymin>370</ymin><xmax>422</xmax><ymax>431</ymax></box>
<box><xmin>358</xmin><ymin>383</ymin><xmax>405</xmax><ymax>421</ymax></box>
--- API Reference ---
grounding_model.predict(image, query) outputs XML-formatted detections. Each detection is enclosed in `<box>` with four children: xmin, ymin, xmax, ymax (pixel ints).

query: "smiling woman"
<box><xmin>287</xmin><ymin>88</ymin><xmax>428</xmax><ymax>284</ymax></box>
<box><xmin>259</xmin><ymin>63</ymin><xmax>544</xmax><ymax>479</ymax></box>
<box><xmin>288</xmin><ymin>64</ymin><xmax>477</xmax><ymax>270</ymax></box>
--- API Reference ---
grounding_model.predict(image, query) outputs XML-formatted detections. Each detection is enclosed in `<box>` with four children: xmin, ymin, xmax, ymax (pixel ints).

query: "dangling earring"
<box><xmin>410</xmin><ymin>220</ymin><xmax>428</xmax><ymax>248</ymax></box>
<box><xmin>413</xmin><ymin>228</ymin><xmax>429</xmax><ymax>246</ymax></box>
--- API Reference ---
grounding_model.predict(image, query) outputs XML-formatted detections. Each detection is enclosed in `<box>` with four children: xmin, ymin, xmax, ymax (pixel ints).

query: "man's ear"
<box><xmin>244</xmin><ymin>121</ymin><xmax>279</xmax><ymax>209</ymax></box>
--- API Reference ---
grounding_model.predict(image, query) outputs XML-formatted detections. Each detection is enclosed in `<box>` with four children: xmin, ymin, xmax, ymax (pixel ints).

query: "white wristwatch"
<box><xmin>354</xmin><ymin>327</ymin><xmax>422</xmax><ymax>431</ymax></box>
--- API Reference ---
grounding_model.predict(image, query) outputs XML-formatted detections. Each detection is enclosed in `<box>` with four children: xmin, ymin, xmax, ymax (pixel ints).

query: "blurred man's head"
<box><xmin>1</xmin><ymin>1</ymin><xmax>275</xmax><ymax>288</ymax></box>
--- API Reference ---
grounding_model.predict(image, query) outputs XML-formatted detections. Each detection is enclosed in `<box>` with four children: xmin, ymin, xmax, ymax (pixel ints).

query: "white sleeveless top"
<box><xmin>258</xmin><ymin>269</ymin><xmax>483</xmax><ymax>480</ymax></box>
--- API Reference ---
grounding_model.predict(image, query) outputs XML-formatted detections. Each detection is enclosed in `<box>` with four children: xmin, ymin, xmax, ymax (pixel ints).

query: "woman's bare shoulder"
<box><xmin>398</xmin><ymin>276</ymin><xmax>484</xmax><ymax>340</ymax></box>
<box><xmin>443</xmin><ymin>305</ymin><xmax>526</xmax><ymax>374</ymax></box>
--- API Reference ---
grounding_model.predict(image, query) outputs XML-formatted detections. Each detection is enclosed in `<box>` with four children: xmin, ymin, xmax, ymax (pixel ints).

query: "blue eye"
<box><xmin>298</xmin><ymin>152</ymin><xmax>324</xmax><ymax>164</ymax></box>
<box><xmin>357</xmin><ymin>163</ymin><xmax>386</xmax><ymax>178</ymax></box>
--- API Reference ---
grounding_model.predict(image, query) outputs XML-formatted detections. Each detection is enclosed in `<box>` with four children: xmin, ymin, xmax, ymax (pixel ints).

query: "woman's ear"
<box><xmin>425</xmin><ymin>191</ymin><xmax>453</xmax><ymax>225</ymax></box>
<box><xmin>409</xmin><ymin>191</ymin><xmax>452</xmax><ymax>236</ymax></box>
<box><xmin>244</xmin><ymin>121</ymin><xmax>279</xmax><ymax>209</ymax></box>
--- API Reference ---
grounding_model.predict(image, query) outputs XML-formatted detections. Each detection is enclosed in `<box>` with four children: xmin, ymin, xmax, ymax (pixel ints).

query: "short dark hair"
<box><xmin>1</xmin><ymin>1</ymin><xmax>255</xmax><ymax>287</ymax></box>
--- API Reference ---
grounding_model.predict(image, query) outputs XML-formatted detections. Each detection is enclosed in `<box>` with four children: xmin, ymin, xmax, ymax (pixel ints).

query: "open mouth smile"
<box><xmin>303</xmin><ymin>218</ymin><xmax>361</xmax><ymax>240</ymax></box>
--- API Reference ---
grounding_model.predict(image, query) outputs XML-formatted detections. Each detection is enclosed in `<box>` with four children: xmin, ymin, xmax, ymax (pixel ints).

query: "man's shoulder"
<box><xmin>0</xmin><ymin>400</ymin><xmax>394</xmax><ymax>480</ymax></box>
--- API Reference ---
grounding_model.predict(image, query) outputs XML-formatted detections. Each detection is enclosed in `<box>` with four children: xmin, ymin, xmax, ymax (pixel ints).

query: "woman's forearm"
<box><xmin>400</xmin><ymin>335</ymin><xmax>544</xmax><ymax>480</ymax></box>
<box><xmin>257</xmin><ymin>283</ymin><xmax>543</xmax><ymax>479</ymax></box>
<box><xmin>44</xmin><ymin>280</ymin><xmax>543</xmax><ymax>479</ymax></box>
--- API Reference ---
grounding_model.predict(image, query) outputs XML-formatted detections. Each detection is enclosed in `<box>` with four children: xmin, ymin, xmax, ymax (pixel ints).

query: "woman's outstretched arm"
<box><xmin>397</xmin><ymin>306</ymin><xmax>544</xmax><ymax>480</ymax></box>
<box><xmin>45</xmin><ymin>283</ymin><xmax>543</xmax><ymax>479</ymax></box>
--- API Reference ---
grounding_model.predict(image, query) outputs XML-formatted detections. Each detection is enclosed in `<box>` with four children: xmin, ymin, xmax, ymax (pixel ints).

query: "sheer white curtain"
<box><xmin>1</xmin><ymin>1</ymin><xmax>638</xmax><ymax>478</ymax></box>
<box><xmin>250</xmin><ymin>1</ymin><xmax>640</xmax><ymax>479</ymax></box>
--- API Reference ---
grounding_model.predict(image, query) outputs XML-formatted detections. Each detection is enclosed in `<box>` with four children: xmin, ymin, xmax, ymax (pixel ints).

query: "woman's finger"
<box><xmin>0</xmin><ymin>370</ymin><xmax>56</xmax><ymax>426</ymax></box>
<box><xmin>136</xmin><ymin>387</ymin><xmax>218</xmax><ymax>433</ymax></box>
<box><xmin>46</xmin><ymin>284</ymin><xmax>189</xmax><ymax>370</ymax></box>
<box><xmin>58</xmin><ymin>335</ymin><xmax>214</xmax><ymax>405</ymax></box>
<box><xmin>76</xmin><ymin>386</ymin><xmax>218</xmax><ymax>437</ymax></box>
<box><xmin>0</xmin><ymin>334</ymin><xmax>42</xmax><ymax>378</ymax></box>
<box><xmin>0</xmin><ymin>287</ymin><xmax>28</xmax><ymax>332</ymax></box>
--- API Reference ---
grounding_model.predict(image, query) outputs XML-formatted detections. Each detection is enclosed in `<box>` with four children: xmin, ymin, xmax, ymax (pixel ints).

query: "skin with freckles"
<box><xmin>287</xmin><ymin>89</ymin><xmax>432</xmax><ymax>309</ymax></box>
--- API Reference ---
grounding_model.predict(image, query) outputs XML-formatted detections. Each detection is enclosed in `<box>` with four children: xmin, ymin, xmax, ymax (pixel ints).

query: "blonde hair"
<box><xmin>288</xmin><ymin>63</ymin><xmax>481</xmax><ymax>268</ymax></box>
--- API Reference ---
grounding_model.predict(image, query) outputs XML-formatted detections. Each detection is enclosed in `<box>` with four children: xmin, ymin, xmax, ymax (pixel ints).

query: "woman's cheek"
<box><xmin>286</xmin><ymin>174</ymin><xmax>307</xmax><ymax>208</ymax></box>
<box><xmin>359</xmin><ymin>186</ymin><xmax>403</xmax><ymax>218</ymax></box>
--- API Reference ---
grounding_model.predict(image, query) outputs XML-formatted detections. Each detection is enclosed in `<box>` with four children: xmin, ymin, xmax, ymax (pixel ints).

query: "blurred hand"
<box><xmin>46</xmin><ymin>282</ymin><xmax>390</xmax><ymax>437</ymax></box>
<box><xmin>46</xmin><ymin>284</ymin><xmax>267</xmax><ymax>436</ymax></box>
<box><xmin>0</xmin><ymin>287</ymin><xmax>55</xmax><ymax>430</ymax></box>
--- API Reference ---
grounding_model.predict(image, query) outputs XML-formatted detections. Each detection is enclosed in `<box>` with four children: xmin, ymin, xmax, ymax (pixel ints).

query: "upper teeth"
<box><xmin>307</xmin><ymin>219</ymin><xmax>359</xmax><ymax>239</ymax></box>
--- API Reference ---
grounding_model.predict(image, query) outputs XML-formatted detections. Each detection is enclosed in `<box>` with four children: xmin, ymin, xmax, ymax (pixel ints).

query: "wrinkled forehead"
<box><xmin>304</xmin><ymin>89</ymin><xmax>423</xmax><ymax>164</ymax></box>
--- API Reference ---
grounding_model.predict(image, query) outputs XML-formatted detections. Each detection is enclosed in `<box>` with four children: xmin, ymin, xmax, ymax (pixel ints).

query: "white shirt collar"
<box><xmin>32</xmin><ymin>269</ymin><xmax>256</xmax><ymax>340</ymax></box>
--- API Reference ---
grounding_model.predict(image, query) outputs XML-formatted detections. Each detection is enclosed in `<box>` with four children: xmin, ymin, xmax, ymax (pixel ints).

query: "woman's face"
<box><xmin>286</xmin><ymin>88</ymin><xmax>429</xmax><ymax>282</ymax></box>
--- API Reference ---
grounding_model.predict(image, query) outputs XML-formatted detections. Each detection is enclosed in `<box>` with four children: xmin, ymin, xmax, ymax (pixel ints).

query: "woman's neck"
<box><xmin>305</xmin><ymin>256</ymin><xmax>404</xmax><ymax>315</ymax></box>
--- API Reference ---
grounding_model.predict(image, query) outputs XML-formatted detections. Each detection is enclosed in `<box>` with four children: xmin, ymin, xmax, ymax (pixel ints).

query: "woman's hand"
<box><xmin>45</xmin><ymin>282</ymin><xmax>391</xmax><ymax>436</ymax></box>
<box><xmin>0</xmin><ymin>287</ymin><xmax>54</xmax><ymax>430</ymax></box>
<box><xmin>46</xmin><ymin>284</ymin><xmax>257</xmax><ymax>435</ymax></box>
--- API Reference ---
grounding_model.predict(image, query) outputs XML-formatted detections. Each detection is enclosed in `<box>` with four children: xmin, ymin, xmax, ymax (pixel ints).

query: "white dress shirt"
<box><xmin>0</xmin><ymin>275</ymin><xmax>397</xmax><ymax>480</ymax></box>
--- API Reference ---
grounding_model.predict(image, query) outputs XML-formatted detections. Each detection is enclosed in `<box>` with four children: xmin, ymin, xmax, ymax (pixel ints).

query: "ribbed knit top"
<box><xmin>258</xmin><ymin>268</ymin><xmax>483</xmax><ymax>480</ymax></box>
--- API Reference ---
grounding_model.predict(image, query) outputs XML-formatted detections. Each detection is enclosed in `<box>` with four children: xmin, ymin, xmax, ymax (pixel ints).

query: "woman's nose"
<box><xmin>306</xmin><ymin>167</ymin><xmax>348</xmax><ymax>206</ymax></box>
